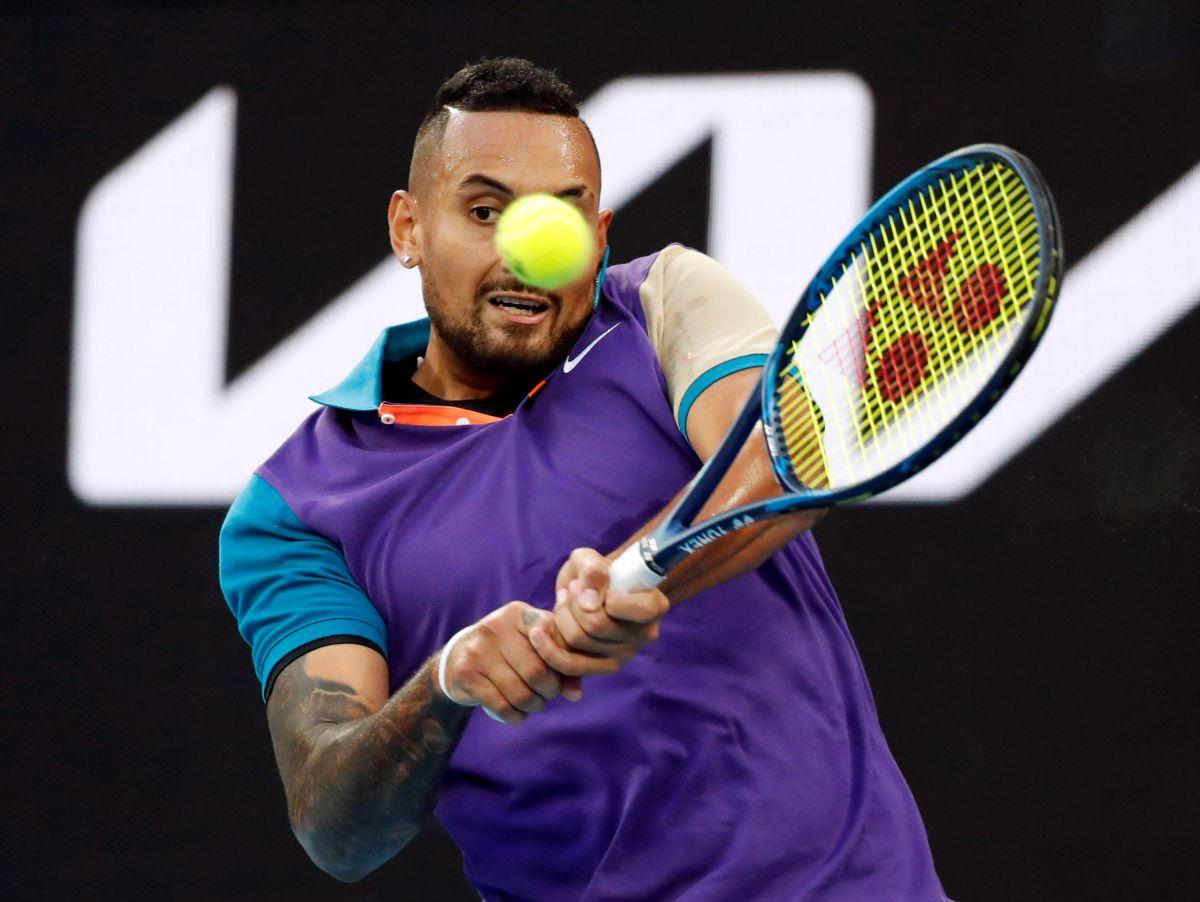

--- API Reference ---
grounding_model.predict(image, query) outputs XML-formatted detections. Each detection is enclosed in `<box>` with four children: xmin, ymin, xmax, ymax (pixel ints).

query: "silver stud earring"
<box><xmin>401</xmin><ymin>254</ymin><xmax>412</xmax><ymax>266</ymax></box>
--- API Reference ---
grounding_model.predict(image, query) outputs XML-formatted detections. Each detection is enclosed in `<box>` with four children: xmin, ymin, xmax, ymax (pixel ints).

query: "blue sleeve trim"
<box><xmin>218</xmin><ymin>474</ymin><xmax>388</xmax><ymax>700</ymax></box>
<box><xmin>676</xmin><ymin>353</ymin><xmax>769</xmax><ymax>445</ymax></box>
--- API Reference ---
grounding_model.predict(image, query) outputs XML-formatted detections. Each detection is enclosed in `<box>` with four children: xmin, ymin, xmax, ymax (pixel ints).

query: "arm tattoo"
<box><xmin>266</xmin><ymin>654</ymin><xmax>472</xmax><ymax>881</ymax></box>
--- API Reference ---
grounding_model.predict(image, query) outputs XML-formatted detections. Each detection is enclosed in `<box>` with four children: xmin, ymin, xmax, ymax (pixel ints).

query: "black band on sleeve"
<box><xmin>263</xmin><ymin>635</ymin><xmax>387</xmax><ymax>702</ymax></box>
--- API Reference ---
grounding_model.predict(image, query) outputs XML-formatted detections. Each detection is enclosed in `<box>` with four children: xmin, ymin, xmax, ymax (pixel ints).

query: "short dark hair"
<box><xmin>421</xmin><ymin>57</ymin><xmax>580</xmax><ymax>126</ymax></box>
<box><xmin>409</xmin><ymin>58</ymin><xmax>595</xmax><ymax>192</ymax></box>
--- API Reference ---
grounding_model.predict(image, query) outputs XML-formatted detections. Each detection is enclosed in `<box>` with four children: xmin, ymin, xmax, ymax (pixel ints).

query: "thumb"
<box><xmin>565</xmin><ymin>548</ymin><xmax>609</xmax><ymax>611</ymax></box>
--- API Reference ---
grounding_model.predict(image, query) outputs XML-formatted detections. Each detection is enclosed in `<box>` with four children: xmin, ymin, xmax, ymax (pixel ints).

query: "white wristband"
<box><xmin>437</xmin><ymin>624</ymin><xmax>506</xmax><ymax>723</ymax></box>
<box><xmin>437</xmin><ymin>624</ymin><xmax>476</xmax><ymax>705</ymax></box>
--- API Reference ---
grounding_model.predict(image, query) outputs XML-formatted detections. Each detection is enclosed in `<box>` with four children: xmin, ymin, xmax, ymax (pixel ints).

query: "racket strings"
<box><xmin>849</xmin><ymin>163</ymin><xmax>1035</xmax><ymax>447</ymax></box>
<box><xmin>772</xmin><ymin>160</ymin><xmax>1043</xmax><ymax>490</ymax></box>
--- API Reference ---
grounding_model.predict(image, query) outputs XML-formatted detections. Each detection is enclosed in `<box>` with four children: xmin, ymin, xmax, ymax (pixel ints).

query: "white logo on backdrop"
<box><xmin>70</xmin><ymin>75</ymin><xmax>1200</xmax><ymax>505</ymax></box>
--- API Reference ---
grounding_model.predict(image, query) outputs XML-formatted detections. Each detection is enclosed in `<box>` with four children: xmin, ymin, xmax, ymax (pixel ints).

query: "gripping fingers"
<box><xmin>555</xmin><ymin>595</ymin><xmax>617</xmax><ymax>655</ymax></box>
<box><xmin>445</xmin><ymin>610</ymin><xmax>553</xmax><ymax>722</ymax></box>
<box><xmin>489</xmin><ymin>662</ymin><xmax>548</xmax><ymax>716</ymax></box>
<box><xmin>455</xmin><ymin>671</ymin><xmax>528</xmax><ymax>724</ymax></box>
<box><xmin>558</xmin><ymin>548</ymin><xmax>610</xmax><ymax>610</ymax></box>
<box><xmin>604</xmin><ymin>588</ymin><xmax>671</xmax><ymax>625</ymax></box>
<box><xmin>443</xmin><ymin>644</ymin><xmax>523</xmax><ymax>723</ymax></box>
<box><xmin>498</xmin><ymin>639</ymin><xmax>565</xmax><ymax>704</ymax></box>
<box><xmin>556</xmin><ymin>587</ymin><xmax>645</xmax><ymax>655</ymax></box>
<box><xmin>530</xmin><ymin>625</ymin><xmax>621</xmax><ymax>677</ymax></box>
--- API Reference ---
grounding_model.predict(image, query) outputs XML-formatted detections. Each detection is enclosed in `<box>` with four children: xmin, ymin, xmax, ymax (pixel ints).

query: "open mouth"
<box><xmin>488</xmin><ymin>293</ymin><xmax>551</xmax><ymax>323</ymax></box>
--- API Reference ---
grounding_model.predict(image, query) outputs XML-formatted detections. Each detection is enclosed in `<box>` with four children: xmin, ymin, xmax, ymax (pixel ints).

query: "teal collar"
<box><xmin>309</xmin><ymin>319</ymin><xmax>431</xmax><ymax>411</ymax></box>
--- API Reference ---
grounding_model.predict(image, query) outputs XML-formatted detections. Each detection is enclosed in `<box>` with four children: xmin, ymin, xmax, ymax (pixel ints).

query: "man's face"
<box><xmin>404</xmin><ymin>109</ymin><xmax>611</xmax><ymax>380</ymax></box>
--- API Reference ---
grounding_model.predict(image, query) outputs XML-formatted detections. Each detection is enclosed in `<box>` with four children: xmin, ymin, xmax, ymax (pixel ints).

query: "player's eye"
<box><xmin>470</xmin><ymin>206</ymin><xmax>501</xmax><ymax>224</ymax></box>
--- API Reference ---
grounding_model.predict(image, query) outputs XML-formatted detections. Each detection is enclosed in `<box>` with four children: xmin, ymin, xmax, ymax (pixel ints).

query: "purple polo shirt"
<box><xmin>224</xmin><ymin>250</ymin><xmax>947</xmax><ymax>900</ymax></box>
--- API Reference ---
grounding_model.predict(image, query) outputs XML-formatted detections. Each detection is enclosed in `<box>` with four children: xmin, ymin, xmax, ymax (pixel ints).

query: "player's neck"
<box><xmin>412</xmin><ymin>334</ymin><xmax>505</xmax><ymax>401</ymax></box>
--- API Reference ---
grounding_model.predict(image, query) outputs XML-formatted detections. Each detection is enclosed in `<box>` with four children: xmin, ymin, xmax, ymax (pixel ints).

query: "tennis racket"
<box><xmin>609</xmin><ymin>144</ymin><xmax>1063</xmax><ymax>592</ymax></box>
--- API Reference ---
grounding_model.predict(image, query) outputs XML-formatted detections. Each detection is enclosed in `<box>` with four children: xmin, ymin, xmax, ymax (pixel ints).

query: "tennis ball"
<box><xmin>495</xmin><ymin>193</ymin><xmax>593</xmax><ymax>291</ymax></box>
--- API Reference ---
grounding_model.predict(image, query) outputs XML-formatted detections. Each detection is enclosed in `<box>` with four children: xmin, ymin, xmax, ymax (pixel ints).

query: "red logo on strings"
<box><xmin>864</xmin><ymin>233</ymin><xmax>1009</xmax><ymax>404</ymax></box>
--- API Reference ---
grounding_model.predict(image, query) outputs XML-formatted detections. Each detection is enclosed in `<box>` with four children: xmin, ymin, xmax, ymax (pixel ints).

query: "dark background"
<box><xmin>4</xmin><ymin>1</ymin><xmax>1199</xmax><ymax>898</ymax></box>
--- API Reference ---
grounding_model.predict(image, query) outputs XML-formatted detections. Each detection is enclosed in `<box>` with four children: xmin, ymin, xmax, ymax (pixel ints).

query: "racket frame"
<box><xmin>611</xmin><ymin>144</ymin><xmax>1062</xmax><ymax>589</ymax></box>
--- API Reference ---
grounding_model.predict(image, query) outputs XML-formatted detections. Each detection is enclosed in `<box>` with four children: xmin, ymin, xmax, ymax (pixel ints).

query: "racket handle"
<box><xmin>609</xmin><ymin>541</ymin><xmax>666</xmax><ymax>593</ymax></box>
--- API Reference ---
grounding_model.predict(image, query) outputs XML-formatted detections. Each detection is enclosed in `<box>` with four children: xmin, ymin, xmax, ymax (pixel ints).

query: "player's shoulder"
<box><xmin>604</xmin><ymin>244</ymin><xmax>709</xmax><ymax>287</ymax></box>
<box><xmin>602</xmin><ymin>244</ymin><xmax>717</xmax><ymax>318</ymax></box>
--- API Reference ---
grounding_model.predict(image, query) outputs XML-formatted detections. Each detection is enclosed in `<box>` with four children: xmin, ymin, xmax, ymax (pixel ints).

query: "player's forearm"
<box><xmin>269</xmin><ymin>655</ymin><xmax>471</xmax><ymax>882</ymax></box>
<box><xmin>619</xmin><ymin>500</ymin><xmax>819</xmax><ymax>606</ymax></box>
<box><xmin>658</xmin><ymin>510</ymin><xmax>817</xmax><ymax>604</ymax></box>
<box><xmin>614</xmin><ymin>432</ymin><xmax>824</xmax><ymax>605</ymax></box>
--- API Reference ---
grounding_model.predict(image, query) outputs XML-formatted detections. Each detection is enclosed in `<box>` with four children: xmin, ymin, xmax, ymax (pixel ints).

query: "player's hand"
<box><xmin>542</xmin><ymin>548</ymin><xmax>670</xmax><ymax>666</ymax></box>
<box><xmin>439</xmin><ymin>601</ymin><xmax>619</xmax><ymax>723</ymax></box>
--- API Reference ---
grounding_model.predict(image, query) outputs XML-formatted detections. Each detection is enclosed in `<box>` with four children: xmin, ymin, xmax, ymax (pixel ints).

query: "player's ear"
<box><xmin>595</xmin><ymin>208</ymin><xmax>614</xmax><ymax>267</ymax></box>
<box><xmin>595</xmin><ymin>208</ymin><xmax>613</xmax><ymax>258</ymax></box>
<box><xmin>388</xmin><ymin>190</ymin><xmax>422</xmax><ymax>267</ymax></box>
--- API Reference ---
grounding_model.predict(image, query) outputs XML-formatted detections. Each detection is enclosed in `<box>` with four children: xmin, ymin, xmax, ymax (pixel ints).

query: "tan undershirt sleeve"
<box><xmin>639</xmin><ymin>245</ymin><xmax>779</xmax><ymax>441</ymax></box>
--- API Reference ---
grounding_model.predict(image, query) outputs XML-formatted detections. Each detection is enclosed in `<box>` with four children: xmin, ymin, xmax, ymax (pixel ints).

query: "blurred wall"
<box><xmin>3</xmin><ymin>2</ymin><xmax>1198</xmax><ymax>898</ymax></box>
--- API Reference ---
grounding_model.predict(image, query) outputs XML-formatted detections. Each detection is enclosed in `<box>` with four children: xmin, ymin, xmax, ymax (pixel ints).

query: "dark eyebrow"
<box><xmin>458</xmin><ymin>174</ymin><xmax>589</xmax><ymax>200</ymax></box>
<box><xmin>459</xmin><ymin>174</ymin><xmax>514</xmax><ymax>196</ymax></box>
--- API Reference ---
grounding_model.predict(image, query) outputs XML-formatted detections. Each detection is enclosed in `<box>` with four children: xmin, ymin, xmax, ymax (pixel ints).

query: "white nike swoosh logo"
<box><xmin>563</xmin><ymin>323</ymin><xmax>619</xmax><ymax>373</ymax></box>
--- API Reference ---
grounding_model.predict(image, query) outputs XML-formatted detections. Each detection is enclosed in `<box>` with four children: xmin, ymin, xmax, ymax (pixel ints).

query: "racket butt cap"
<box><xmin>609</xmin><ymin>543</ymin><xmax>666</xmax><ymax>593</ymax></box>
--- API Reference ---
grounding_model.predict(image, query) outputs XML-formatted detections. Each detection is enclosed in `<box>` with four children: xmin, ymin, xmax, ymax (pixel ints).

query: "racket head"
<box><xmin>762</xmin><ymin>144</ymin><xmax>1063</xmax><ymax>505</ymax></box>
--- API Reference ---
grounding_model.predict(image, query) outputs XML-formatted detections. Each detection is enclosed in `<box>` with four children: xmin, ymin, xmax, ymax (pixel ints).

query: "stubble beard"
<box><xmin>422</xmin><ymin>277</ymin><xmax>592</xmax><ymax>382</ymax></box>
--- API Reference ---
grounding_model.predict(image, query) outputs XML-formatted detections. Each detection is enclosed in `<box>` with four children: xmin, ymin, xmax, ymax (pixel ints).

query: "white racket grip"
<box><xmin>609</xmin><ymin>542</ymin><xmax>666</xmax><ymax>593</ymax></box>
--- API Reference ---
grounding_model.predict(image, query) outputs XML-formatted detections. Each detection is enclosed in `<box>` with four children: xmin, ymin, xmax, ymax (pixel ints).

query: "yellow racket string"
<box><xmin>774</xmin><ymin>161</ymin><xmax>1042</xmax><ymax>490</ymax></box>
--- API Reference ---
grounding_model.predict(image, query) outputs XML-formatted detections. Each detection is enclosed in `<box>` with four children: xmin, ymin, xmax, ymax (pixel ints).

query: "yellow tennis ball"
<box><xmin>495</xmin><ymin>194</ymin><xmax>593</xmax><ymax>291</ymax></box>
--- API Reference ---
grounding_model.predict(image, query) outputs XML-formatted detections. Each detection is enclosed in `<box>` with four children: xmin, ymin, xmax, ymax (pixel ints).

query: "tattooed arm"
<box><xmin>266</xmin><ymin>602</ymin><xmax>629</xmax><ymax>882</ymax></box>
<box><xmin>266</xmin><ymin>643</ymin><xmax>468</xmax><ymax>882</ymax></box>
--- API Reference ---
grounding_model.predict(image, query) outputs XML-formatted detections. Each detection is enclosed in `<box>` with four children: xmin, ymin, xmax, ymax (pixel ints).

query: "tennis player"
<box><xmin>219</xmin><ymin>58</ymin><xmax>949</xmax><ymax>900</ymax></box>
